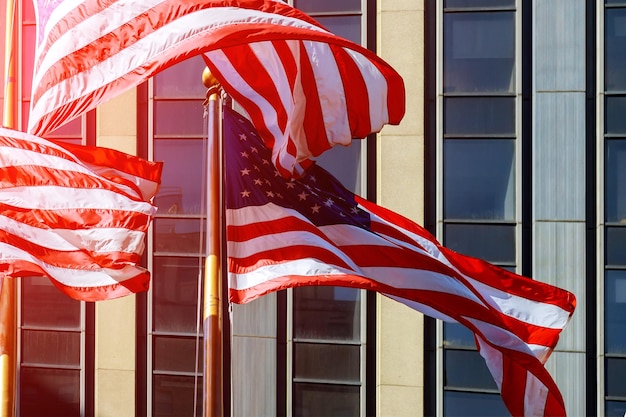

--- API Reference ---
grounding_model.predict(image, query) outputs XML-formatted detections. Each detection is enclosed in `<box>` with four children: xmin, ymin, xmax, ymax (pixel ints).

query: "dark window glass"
<box><xmin>21</xmin><ymin>24</ymin><xmax>36</xmax><ymax>99</ymax></box>
<box><xmin>606</xmin><ymin>400</ymin><xmax>626</xmax><ymax>417</ymax></box>
<box><xmin>605</xmin><ymin>9</ymin><xmax>626</xmax><ymax>91</ymax></box>
<box><xmin>20</xmin><ymin>368</ymin><xmax>80</xmax><ymax>417</ymax></box>
<box><xmin>154</xmin><ymin>55</ymin><xmax>207</xmax><ymax>98</ymax></box>
<box><xmin>293</xmin><ymin>383</ymin><xmax>360</xmax><ymax>417</ymax></box>
<box><xmin>21</xmin><ymin>330</ymin><xmax>80</xmax><ymax>366</ymax></box>
<box><xmin>444</xmin><ymin>12</ymin><xmax>515</xmax><ymax>93</ymax></box>
<box><xmin>22</xmin><ymin>278</ymin><xmax>80</xmax><ymax>329</ymax></box>
<box><xmin>605</xmin><ymin>270</ymin><xmax>626</xmax><ymax>353</ymax></box>
<box><xmin>444</xmin><ymin>391</ymin><xmax>508</xmax><ymax>417</ymax></box>
<box><xmin>444</xmin><ymin>322</ymin><xmax>475</xmax><ymax>348</ymax></box>
<box><xmin>294</xmin><ymin>286</ymin><xmax>361</xmax><ymax>341</ymax></box>
<box><xmin>444</xmin><ymin>223</ymin><xmax>516</xmax><ymax>264</ymax></box>
<box><xmin>444</xmin><ymin>350</ymin><xmax>497</xmax><ymax>390</ymax></box>
<box><xmin>153</xmin><ymin>375</ymin><xmax>202</xmax><ymax>417</ymax></box>
<box><xmin>153</xmin><ymin>257</ymin><xmax>202</xmax><ymax>333</ymax></box>
<box><xmin>154</xmin><ymin>100</ymin><xmax>206</xmax><ymax>136</ymax></box>
<box><xmin>445</xmin><ymin>0</ymin><xmax>515</xmax><ymax>8</ymax></box>
<box><xmin>153</xmin><ymin>219</ymin><xmax>204</xmax><ymax>254</ymax></box>
<box><xmin>294</xmin><ymin>0</ymin><xmax>361</xmax><ymax>13</ymax></box>
<box><xmin>444</xmin><ymin>139</ymin><xmax>515</xmax><ymax>220</ymax></box>
<box><xmin>444</xmin><ymin>97</ymin><xmax>515</xmax><ymax>135</ymax></box>
<box><xmin>606</xmin><ymin>227</ymin><xmax>626</xmax><ymax>266</ymax></box>
<box><xmin>314</xmin><ymin>16</ymin><xmax>362</xmax><ymax>44</ymax></box>
<box><xmin>294</xmin><ymin>343</ymin><xmax>360</xmax><ymax>382</ymax></box>
<box><xmin>606</xmin><ymin>140</ymin><xmax>626</xmax><ymax>222</ymax></box>
<box><xmin>154</xmin><ymin>138</ymin><xmax>205</xmax><ymax>214</ymax></box>
<box><xmin>316</xmin><ymin>142</ymin><xmax>363</xmax><ymax>194</ymax></box>
<box><xmin>606</xmin><ymin>357</ymin><xmax>626</xmax><ymax>398</ymax></box>
<box><xmin>606</xmin><ymin>96</ymin><xmax>626</xmax><ymax>134</ymax></box>
<box><xmin>154</xmin><ymin>337</ymin><xmax>202</xmax><ymax>373</ymax></box>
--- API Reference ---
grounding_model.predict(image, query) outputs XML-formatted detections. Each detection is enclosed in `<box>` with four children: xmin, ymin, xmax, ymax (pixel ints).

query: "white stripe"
<box><xmin>1</xmin><ymin>185</ymin><xmax>155</xmax><ymax>214</ymax></box>
<box><xmin>524</xmin><ymin>370</ymin><xmax>549</xmax><ymax>417</ymax></box>
<box><xmin>0</xmin><ymin>243</ymin><xmax>144</xmax><ymax>286</ymax></box>
<box><xmin>466</xmin><ymin>317</ymin><xmax>548</xmax><ymax>359</ymax></box>
<box><xmin>0</xmin><ymin>214</ymin><xmax>145</xmax><ymax>253</ymax></box>
<box><xmin>303</xmin><ymin>40</ymin><xmax>351</xmax><ymax>146</ymax></box>
<box><xmin>475</xmin><ymin>336</ymin><xmax>504</xmax><ymax>391</ymax></box>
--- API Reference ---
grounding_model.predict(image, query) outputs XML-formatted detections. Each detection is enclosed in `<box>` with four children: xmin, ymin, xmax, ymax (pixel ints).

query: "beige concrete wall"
<box><xmin>376</xmin><ymin>1</ymin><xmax>425</xmax><ymax>416</ymax></box>
<box><xmin>94</xmin><ymin>88</ymin><xmax>137</xmax><ymax>417</ymax></box>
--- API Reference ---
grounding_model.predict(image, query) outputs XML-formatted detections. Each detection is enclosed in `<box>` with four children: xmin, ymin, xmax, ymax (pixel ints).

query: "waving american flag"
<box><xmin>224</xmin><ymin>106</ymin><xmax>576</xmax><ymax>417</ymax></box>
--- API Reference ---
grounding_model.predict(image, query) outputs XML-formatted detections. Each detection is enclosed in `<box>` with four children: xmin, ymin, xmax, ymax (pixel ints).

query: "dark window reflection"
<box><xmin>20</xmin><ymin>368</ymin><xmax>80</xmax><ymax>417</ymax></box>
<box><xmin>444</xmin><ymin>12</ymin><xmax>515</xmax><ymax>93</ymax></box>
<box><xmin>606</xmin><ymin>227</ymin><xmax>626</xmax><ymax>266</ymax></box>
<box><xmin>444</xmin><ymin>223</ymin><xmax>516</xmax><ymax>265</ymax></box>
<box><xmin>153</xmin><ymin>375</ymin><xmax>202</xmax><ymax>417</ymax></box>
<box><xmin>606</xmin><ymin>357</ymin><xmax>626</xmax><ymax>398</ymax></box>
<box><xmin>22</xmin><ymin>278</ymin><xmax>80</xmax><ymax>329</ymax></box>
<box><xmin>444</xmin><ymin>391</ymin><xmax>508</xmax><ymax>417</ymax></box>
<box><xmin>605</xmin><ymin>9</ymin><xmax>626</xmax><ymax>91</ymax></box>
<box><xmin>444</xmin><ymin>322</ymin><xmax>475</xmax><ymax>348</ymax></box>
<box><xmin>293</xmin><ymin>383</ymin><xmax>360</xmax><ymax>417</ymax></box>
<box><xmin>294</xmin><ymin>343</ymin><xmax>360</xmax><ymax>383</ymax></box>
<box><xmin>444</xmin><ymin>349</ymin><xmax>497</xmax><ymax>391</ymax></box>
<box><xmin>294</xmin><ymin>286</ymin><xmax>361</xmax><ymax>341</ymax></box>
<box><xmin>22</xmin><ymin>330</ymin><xmax>80</xmax><ymax>366</ymax></box>
<box><xmin>606</xmin><ymin>140</ymin><xmax>626</xmax><ymax>222</ymax></box>
<box><xmin>444</xmin><ymin>97</ymin><xmax>515</xmax><ymax>135</ymax></box>
<box><xmin>154</xmin><ymin>336</ymin><xmax>202</xmax><ymax>373</ymax></box>
<box><xmin>445</xmin><ymin>0</ymin><xmax>515</xmax><ymax>8</ymax></box>
<box><xmin>154</xmin><ymin>56</ymin><xmax>208</xmax><ymax>98</ymax></box>
<box><xmin>294</xmin><ymin>0</ymin><xmax>361</xmax><ymax>13</ymax></box>
<box><xmin>153</xmin><ymin>257</ymin><xmax>202</xmax><ymax>333</ymax></box>
<box><xmin>605</xmin><ymin>270</ymin><xmax>626</xmax><ymax>353</ymax></box>
<box><xmin>444</xmin><ymin>139</ymin><xmax>515</xmax><ymax>220</ymax></box>
<box><xmin>154</xmin><ymin>138</ymin><xmax>205</xmax><ymax>215</ymax></box>
<box><xmin>154</xmin><ymin>101</ymin><xmax>206</xmax><ymax>136</ymax></box>
<box><xmin>153</xmin><ymin>219</ymin><xmax>205</xmax><ymax>254</ymax></box>
<box><xmin>606</xmin><ymin>400</ymin><xmax>626</xmax><ymax>417</ymax></box>
<box><xmin>605</xmin><ymin>96</ymin><xmax>626</xmax><ymax>134</ymax></box>
<box><xmin>313</xmin><ymin>16</ymin><xmax>361</xmax><ymax>44</ymax></box>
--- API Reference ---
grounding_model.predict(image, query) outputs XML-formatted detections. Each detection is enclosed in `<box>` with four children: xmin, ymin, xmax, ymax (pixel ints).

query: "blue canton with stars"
<box><xmin>224</xmin><ymin>107</ymin><xmax>371</xmax><ymax>229</ymax></box>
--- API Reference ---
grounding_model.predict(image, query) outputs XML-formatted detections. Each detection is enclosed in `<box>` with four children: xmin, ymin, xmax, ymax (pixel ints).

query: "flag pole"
<box><xmin>1</xmin><ymin>0</ymin><xmax>18</xmax><ymax>415</ymax></box>
<box><xmin>202</xmin><ymin>67</ymin><xmax>223</xmax><ymax>417</ymax></box>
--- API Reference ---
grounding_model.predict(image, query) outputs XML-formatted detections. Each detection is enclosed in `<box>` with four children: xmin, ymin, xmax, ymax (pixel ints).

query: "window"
<box><xmin>439</xmin><ymin>1</ymin><xmax>519</xmax><ymax>415</ymax></box>
<box><xmin>148</xmin><ymin>55</ymin><xmax>207</xmax><ymax>417</ymax></box>
<box><xmin>604</xmin><ymin>3</ymin><xmax>626</xmax><ymax>415</ymax></box>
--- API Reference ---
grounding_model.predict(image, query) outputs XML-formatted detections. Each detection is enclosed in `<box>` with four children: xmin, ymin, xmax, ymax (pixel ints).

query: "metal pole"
<box><xmin>202</xmin><ymin>67</ymin><xmax>223</xmax><ymax>417</ymax></box>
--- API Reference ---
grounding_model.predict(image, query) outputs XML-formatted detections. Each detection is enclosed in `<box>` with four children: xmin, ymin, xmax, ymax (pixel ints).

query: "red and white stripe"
<box><xmin>0</xmin><ymin>127</ymin><xmax>162</xmax><ymax>301</ymax></box>
<box><xmin>29</xmin><ymin>0</ymin><xmax>404</xmax><ymax>177</ymax></box>
<box><xmin>227</xmin><ymin>198</ymin><xmax>576</xmax><ymax>417</ymax></box>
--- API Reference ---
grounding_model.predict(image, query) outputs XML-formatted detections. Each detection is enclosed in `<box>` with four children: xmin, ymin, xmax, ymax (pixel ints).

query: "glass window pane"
<box><xmin>20</xmin><ymin>368</ymin><xmax>80</xmax><ymax>417</ymax></box>
<box><xmin>154</xmin><ymin>101</ymin><xmax>205</xmax><ymax>136</ymax></box>
<box><xmin>294</xmin><ymin>343</ymin><xmax>360</xmax><ymax>383</ymax></box>
<box><xmin>46</xmin><ymin>117</ymin><xmax>82</xmax><ymax>139</ymax></box>
<box><xmin>606</xmin><ymin>227</ymin><xmax>626</xmax><ymax>266</ymax></box>
<box><xmin>444</xmin><ymin>97</ymin><xmax>515</xmax><ymax>135</ymax></box>
<box><xmin>444</xmin><ymin>139</ymin><xmax>515</xmax><ymax>220</ymax></box>
<box><xmin>294</xmin><ymin>0</ymin><xmax>361</xmax><ymax>14</ymax></box>
<box><xmin>314</xmin><ymin>16</ymin><xmax>362</xmax><ymax>44</ymax></box>
<box><xmin>606</xmin><ymin>400</ymin><xmax>626</xmax><ymax>417</ymax></box>
<box><xmin>606</xmin><ymin>140</ymin><xmax>626</xmax><ymax>222</ymax></box>
<box><xmin>444</xmin><ymin>223</ymin><xmax>516</xmax><ymax>264</ymax></box>
<box><xmin>606</xmin><ymin>357</ymin><xmax>626</xmax><ymax>398</ymax></box>
<box><xmin>293</xmin><ymin>383</ymin><xmax>360</xmax><ymax>417</ymax></box>
<box><xmin>606</xmin><ymin>9</ymin><xmax>626</xmax><ymax>91</ymax></box>
<box><xmin>153</xmin><ymin>257</ymin><xmax>202</xmax><ymax>333</ymax></box>
<box><xmin>154</xmin><ymin>56</ymin><xmax>208</xmax><ymax>98</ymax></box>
<box><xmin>316</xmin><ymin>141</ymin><xmax>363</xmax><ymax>193</ymax></box>
<box><xmin>445</xmin><ymin>349</ymin><xmax>497</xmax><ymax>390</ymax></box>
<box><xmin>444</xmin><ymin>322</ymin><xmax>475</xmax><ymax>348</ymax></box>
<box><xmin>445</xmin><ymin>0</ymin><xmax>515</xmax><ymax>7</ymax></box>
<box><xmin>444</xmin><ymin>12</ymin><xmax>515</xmax><ymax>93</ymax></box>
<box><xmin>22</xmin><ymin>277</ymin><xmax>81</xmax><ymax>329</ymax></box>
<box><xmin>605</xmin><ymin>270</ymin><xmax>626</xmax><ymax>353</ymax></box>
<box><xmin>153</xmin><ymin>219</ymin><xmax>204</xmax><ymax>254</ymax></box>
<box><xmin>153</xmin><ymin>375</ymin><xmax>202</xmax><ymax>417</ymax></box>
<box><xmin>294</xmin><ymin>286</ymin><xmax>361</xmax><ymax>341</ymax></box>
<box><xmin>154</xmin><ymin>138</ymin><xmax>205</xmax><ymax>215</ymax></box>
<box><xmin>154</xmin><ymin>336</ymin><xmax>201</xmax><ymax>373</ymax></box>
<box><xmin>21</xmin><ymin>24</ymin><xmax>36</xmax><ymax>99</ymax></box>
<box><xmin>22</xmin><ymin>330</ymin><xmax>80</xmax><ymax>366</ymax></box>
<box><xmin>606</xmin><ymin>96</ymin><xmax>626</xmax><ymax>134</ymax></box>
<box><xmin>444</xmin><ymin>391</ymin><xmax>508</xmax><ymax>417</ymax></box>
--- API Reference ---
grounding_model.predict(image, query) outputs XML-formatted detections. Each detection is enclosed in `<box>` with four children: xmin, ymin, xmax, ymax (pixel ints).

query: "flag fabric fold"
<box><xmin>29</xmin><ymin>0</ymin><xmax>404</xmax><ymax>177</ymax></box>
<box><xmin>0</xmin><ymin>127</ymin><xmax>162</xmax><ymax>301</ymax></box>
<box><xmin>223</xmin><ymin>107</ymin><xmax>576</xmax><ymax>417</ymax></box>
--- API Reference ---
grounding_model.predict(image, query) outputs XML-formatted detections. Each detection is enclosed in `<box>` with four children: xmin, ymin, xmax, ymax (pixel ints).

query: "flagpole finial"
<box><xmin>202</xmin><ymin>67</ymin><xmax>219</xmax><ymax>89</ymax></box>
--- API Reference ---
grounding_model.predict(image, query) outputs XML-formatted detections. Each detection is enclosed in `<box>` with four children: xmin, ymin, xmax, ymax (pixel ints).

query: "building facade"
<box><xmin>0</xmin><ymin>0</ymin><xmax>624</xmax><ymax>416</ymax></box>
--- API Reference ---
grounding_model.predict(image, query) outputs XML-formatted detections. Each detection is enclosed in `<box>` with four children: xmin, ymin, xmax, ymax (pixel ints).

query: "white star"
<box><xmin>298</xmin><ymin>191</ymin><xmax>309</xmax><ymax>201</ymax></box>
<box><xmin>240</xmin><ymin>168</ymin><xmax>251</xmax><ymax>176</ymax></box>
<box><xmin>241</xmin><ymin>190</ymin><xmax>251</xmax><ymax>198</ymax></box>
<box><xmin>239</xmin><ymin>133</ymin><xmax>247</xmax><ymax>141</ymax></box>
<box><xmin>324</xmin><ymin>198</ymin><xmax>334</xmax><ymax>207</ymax></box>
<box><xmin>311</xmin><ymin>204</ymin><xmax>321</xmax><ymax>214</ymax></box>
<box><xmin>240</xmin><ymin>151</ymin><xmax>249</xmax><ymax>158</ymax></box>
<box><xmin>266</xmin><ymin>190</ymin><xmax>275</xmax><ymax>198</ymax></box>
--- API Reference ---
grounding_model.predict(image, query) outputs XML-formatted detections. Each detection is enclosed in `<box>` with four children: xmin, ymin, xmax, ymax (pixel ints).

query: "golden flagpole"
<box><xmin>202</xmin><ymin>67</ymin><xmax>223</xmax><ymax>417</ymax></box>
<box><xmin>1</xmin><ymin>0</ymin><xmax>18</xmax><ymax>415</ymax></box>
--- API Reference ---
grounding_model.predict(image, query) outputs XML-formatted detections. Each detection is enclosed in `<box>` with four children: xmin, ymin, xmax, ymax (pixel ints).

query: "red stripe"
<box><xmin>330</xmin><ymin>44</ymin><xmax>372</xmax><ymax>138</ymax></box>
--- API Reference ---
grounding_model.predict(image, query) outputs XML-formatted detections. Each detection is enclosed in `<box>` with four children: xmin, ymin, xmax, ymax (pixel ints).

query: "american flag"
<box><xmin>28</xmin><ymin>0</ymin><xmax>404</xmax><ymax>177</ymax></box>
<box><xmin>224</xmin><ymin>107</ymin><xmax>576</xmax><ymax>417</ymax></box>
<box><xmin>0</xmin><ymin>127</ymin><xmax>162</xmax><ymax>301</ymax></box>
